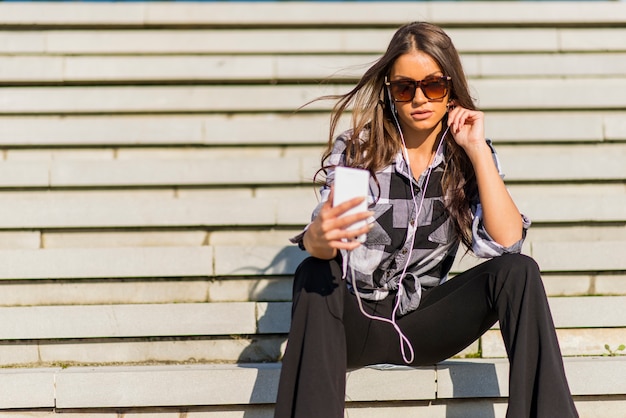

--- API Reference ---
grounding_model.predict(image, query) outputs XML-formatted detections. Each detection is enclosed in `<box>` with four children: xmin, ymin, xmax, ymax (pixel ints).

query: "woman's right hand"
<box><xmin>302</xmin><ymin>186</ymin><xmax>373</xmax><ymax>260</ymax></box>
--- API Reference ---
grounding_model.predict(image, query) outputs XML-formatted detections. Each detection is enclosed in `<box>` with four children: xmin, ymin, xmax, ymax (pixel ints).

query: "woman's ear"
<box><xmin>446</xmin><ymin>100</ymin><xmax>456</xmax><ymax>111</ymax></box>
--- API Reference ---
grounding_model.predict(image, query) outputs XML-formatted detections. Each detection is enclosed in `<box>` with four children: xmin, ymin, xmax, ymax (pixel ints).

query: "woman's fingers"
<box><xmin>331</xmin><ymin>208</ymin><xmax>372</xmax><ymax>229</ymax></box>
<box><xmin>331</xmin><ymin>239</ymin><xmax>363</xmax><ymax>251</ymax></box>
<box><xmin>313</xmin><ymin>203</ymin><xmax>372</xmax><ymax>249</ymax></box>
<box><xmin>323</xmin><ymin>217</ymin><xmax>372</xmax><ymax>239</ymax></box>
<box><xmin>307</xmin><ymin>184</ymin><xmax>373</xmax><ymax>252</ymax></box>
<box><xmin>326</xmin><ymin>223</ymin><xmax>373</xmax><ymax>250</ymax></box>
<box><xmin>449</xmin><ymin>107</ymin><xmax>471</xmax><ymax>133</ymax></box>
<box><xmin>319</xmin><ymin>195</ymin><xmax>370</xmax><ymax>227</ymax></box>
<box><xmin>448</xmin><ymin>107</ymin><xmax>483</xmax><ymax>132</ymax></box>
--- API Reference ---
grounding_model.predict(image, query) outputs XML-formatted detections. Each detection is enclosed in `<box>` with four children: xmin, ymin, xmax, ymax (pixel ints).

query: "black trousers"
<box><xmin>274</xmin><ymin>253</ymin><xmax>578</xmax><ymax>418</ymax></box>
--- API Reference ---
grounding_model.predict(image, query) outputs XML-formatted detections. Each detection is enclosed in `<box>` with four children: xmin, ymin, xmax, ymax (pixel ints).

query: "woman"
<box><xmin>274</xmin><ymin>22</ymin><xmax>578</xmax><ymax>418</ymax></box>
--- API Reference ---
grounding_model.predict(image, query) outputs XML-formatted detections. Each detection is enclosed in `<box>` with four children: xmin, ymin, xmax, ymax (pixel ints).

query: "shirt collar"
<box><xmin>393</xmin><ymin>139</ymin><xmax>447</xmax><ymax>183</ymax></box>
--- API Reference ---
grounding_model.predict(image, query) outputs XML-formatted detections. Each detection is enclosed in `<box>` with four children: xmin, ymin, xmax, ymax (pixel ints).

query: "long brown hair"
<box><xmin>319</xmin><ymin>22</ymin><xmax>478</xmax><ymax>249</ymax></box>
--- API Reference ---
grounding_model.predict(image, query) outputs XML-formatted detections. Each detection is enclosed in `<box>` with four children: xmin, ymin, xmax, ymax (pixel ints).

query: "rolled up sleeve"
<box><xmin>471</xmin><ymin>203</ymin><xmax>531</xmax><ymax>258</ymax></box>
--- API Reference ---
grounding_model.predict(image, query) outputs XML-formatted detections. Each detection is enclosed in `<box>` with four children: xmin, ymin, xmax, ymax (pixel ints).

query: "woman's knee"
<box><xmin>500</xmin><ymin>253</ymin><xmax>540</xmax><ymax>273</ymax></box>
<box><xmin>491</xmin><ymin>253</ymin><xmax>543</xmax><ymax>291</ymax></box>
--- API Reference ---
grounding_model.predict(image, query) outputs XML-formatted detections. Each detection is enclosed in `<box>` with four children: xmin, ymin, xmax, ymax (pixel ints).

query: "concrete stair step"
<box><xmin>0</xmin><ymin>156</ymin><xmax>316</xmax><ymax>188</ymax></box>
<box><xmin>211</xmin><ymin>240</ymin><xmax>626</xmax><ymax>276</ymax></box>
<box><xmin>0</xmin><ymin>79</ymin><xmax>624</xmax><ymax>114</ymax></box>
<box><xmin>0</xmin><ymin>142</ymin><xmax>623</xmax><ymax>187</ymax></box>
<box><xmin>0</xmin><ymin>302</ymin><xmax>270</xmax><ymax>340</ymax></box>
<box><xmin>483</xmin><ymin>328</ymin><xmax>626</xmax><ymax>358</ymax></box>
<box><xmin>0</xmin><ymin>183</ymin><xmax>622</xmax><ymax>228</ymax></box>
<box><xmin>2</xmin><ymin>27</ymin><xmax>626</xmax><ymax>55</ymax></box>
<box><xmin>0</xmin><ymin>194</ymin><xmax>281</xmax><ymax>229</ymax></box>
<box><xmin>0</xmin><ymin>111</ymin><xmax>623</xmax><ymax>146</ymax></box>
<box><xmin>0</xmin><ymin>327</ymin><xmax>623</xmax><ymax>366</ymax></box>
<box><xmin>1</xmin><ymin>52</ymin><xmax>625</xmax><ymax>83</ymax></box>
<box><xmin>0</xmin><ymin>246</ymin><xmax>214</xmax><ymax>279</ymax></box>
<box><xmin>2</xmin><ymin>224</ymin><xmax>618</xmax><ymax>250</ymax></box>
<box><xmin>0</xmin><ymin>240</ymin><xmax>623</xmax><ymax>282</ymax></box>
<box><xmin>207</xmin><ymin>273</ymin><xmax>626</xmax><ymax>302</ymax></box>
<box><xmin>1</xmin><ymin>2</ymin><xmax>625</xmax><ymax>28</ymax></box>
<box><xmin>0</xmin><ymin>358</ymin><xmax>623</xmax><ymax>416</ymax></box>
<box><xmin>507</xmin><ymin>183</ymin><xmax>626</xmax><ymax>224</ymax></box>
<box><xmin>1</xmin><ymin>272</ymin><xmax>624</xmax><ymax>310</ymax></box>
<box><xmin>0</xmin><ymin>297</ymin><xmax>622</xmax><ymax>340</ymax></box>
<box><xmin>0</xmin><ymin>335</ymin><xmax>289</xmax><ymax>367</ymax></box>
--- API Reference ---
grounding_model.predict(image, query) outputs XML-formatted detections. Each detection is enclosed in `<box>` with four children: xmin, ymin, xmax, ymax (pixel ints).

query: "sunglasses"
<box><xmin>385</xmin><ymin>76</ymin><xmax>452</xmax><ymax>102</ymax></box>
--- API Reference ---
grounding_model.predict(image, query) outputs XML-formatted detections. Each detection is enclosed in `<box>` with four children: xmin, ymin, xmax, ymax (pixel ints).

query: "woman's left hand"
<box><xmin>447</xmin><ymin>106</ymin><xmax>486</xmax><ymax>154</ymax></box>
<box><xmin>447</xmin><ymin>105</ymin><xmax>524</xmax><ymax>247</ymax></box>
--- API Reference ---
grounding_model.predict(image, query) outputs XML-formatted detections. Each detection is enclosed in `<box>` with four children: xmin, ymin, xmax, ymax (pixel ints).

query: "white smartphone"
<box><xmin>332</xmin><ymin>166</ymin><xmax>370</xmax><ymax>243</ymax></box>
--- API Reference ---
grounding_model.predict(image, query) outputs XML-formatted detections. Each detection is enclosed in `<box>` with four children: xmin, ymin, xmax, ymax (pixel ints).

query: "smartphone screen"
<box><xmin>332</xmin><ymin>166</ymin><xmax>370</xmax><ymax>242</ymax></box>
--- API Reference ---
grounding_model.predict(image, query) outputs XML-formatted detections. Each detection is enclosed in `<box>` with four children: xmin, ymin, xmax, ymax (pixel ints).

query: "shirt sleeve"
<box><xmin>289</xmin><ymin>132</ymin><xmax>350</xmax><ymax>250</ymax></box>
<box><xmin>471</xmin><ymin>204</ymin><xmax>531</xmax><ymax>257</ymax></box>
<box><xmin>470</xmin><ymin>139</ymin><xmax>532</xmax><ymax>258</ymax></box>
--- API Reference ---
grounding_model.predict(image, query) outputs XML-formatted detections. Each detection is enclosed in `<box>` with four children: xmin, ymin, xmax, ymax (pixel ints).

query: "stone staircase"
<box><xmin>0</xmin><ymin>1</ymin><xmax>624</xmax><ymax>417</ymax></box>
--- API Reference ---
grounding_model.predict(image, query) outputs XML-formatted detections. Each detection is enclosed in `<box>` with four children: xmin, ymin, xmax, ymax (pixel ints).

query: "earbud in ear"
<box><xmin>385</xmin><ymin>88</ymin><xmax>398</xmax><ymax>116</ymax></box>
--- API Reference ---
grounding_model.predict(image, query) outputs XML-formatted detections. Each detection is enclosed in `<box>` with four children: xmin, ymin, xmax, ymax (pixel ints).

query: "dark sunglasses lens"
<box><xmin>391</xmin><ymin>81</ymin><xmax>415</xmax><ymax>101</ymax></box>
<box><xmin>422</xmin><ymin>79</ymin><xmax>448</xmax><ymax>99</ymax></box>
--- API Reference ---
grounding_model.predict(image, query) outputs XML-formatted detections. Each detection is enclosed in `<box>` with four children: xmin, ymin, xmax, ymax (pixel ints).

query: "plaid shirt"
<box><xmin>292</xmin><ymin>130</ymin><xmax>530</xmax><ymax>315</ymax></box>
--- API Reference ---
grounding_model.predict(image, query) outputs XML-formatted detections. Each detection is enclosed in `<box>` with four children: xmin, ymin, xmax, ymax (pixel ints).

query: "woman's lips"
<box><xmin>410</xmin><ymin>110</ymin><xmax>433</xmax><ymax>120</ymax></box>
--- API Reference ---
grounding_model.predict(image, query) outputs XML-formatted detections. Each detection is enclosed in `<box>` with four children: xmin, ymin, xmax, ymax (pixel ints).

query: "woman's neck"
<box><xmin>402</xmin><ymin>122</ymin><xmax>442</xmax><ymax>155</ymax></box>
<box><xmin>401</xmin><ymin>122</ymin><xmax>444</xmax><ymax>178</ymax></box>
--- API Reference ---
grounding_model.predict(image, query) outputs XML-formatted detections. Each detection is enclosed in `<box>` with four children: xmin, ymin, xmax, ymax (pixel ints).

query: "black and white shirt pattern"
<box><xmin>292</xmin><ymin>130</ymin><xmax>531</xmax><ymax>316</ymax></box>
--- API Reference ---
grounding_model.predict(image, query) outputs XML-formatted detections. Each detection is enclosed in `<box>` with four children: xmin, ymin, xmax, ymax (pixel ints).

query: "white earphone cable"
<box><xmin>345</xmin><ymin>92</ymin><xmax>449</xmax><ymax>364</ymax></box>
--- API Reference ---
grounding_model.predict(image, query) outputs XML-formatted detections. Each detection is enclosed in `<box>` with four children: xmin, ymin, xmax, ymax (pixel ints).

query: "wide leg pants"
<box><xmin>274</xmin><ymin>253</ymin><xmax>578</xmax><ymax>418</ymax></box>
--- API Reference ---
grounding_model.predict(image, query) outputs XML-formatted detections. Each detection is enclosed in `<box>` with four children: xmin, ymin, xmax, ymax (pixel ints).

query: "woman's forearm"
<box><xmin>467</xmin><ymin>142</ymin><xmax>523</xmax><ymax>247</ymax></box>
